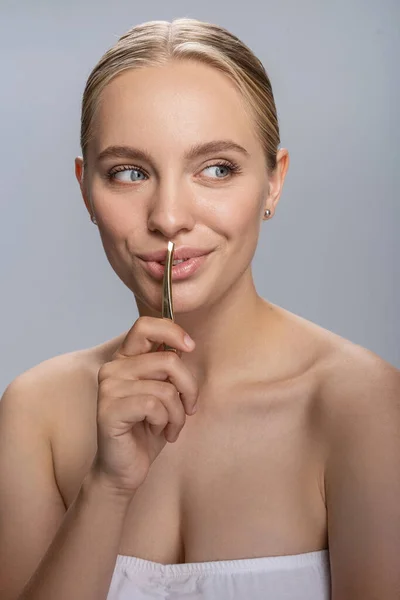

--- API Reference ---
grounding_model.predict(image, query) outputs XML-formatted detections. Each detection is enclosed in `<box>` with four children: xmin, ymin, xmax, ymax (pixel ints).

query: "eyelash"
<box><xmin>106</xmin><ymin>160</ymin><xmax>242</xmax><ymax>182</ymax></box>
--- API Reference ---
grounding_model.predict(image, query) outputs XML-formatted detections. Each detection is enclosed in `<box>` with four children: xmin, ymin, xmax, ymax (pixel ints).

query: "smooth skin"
<box><xmin>0</xmin><ymin>59</ymin><xmax>399</xmax><ymax>600</ymax></box>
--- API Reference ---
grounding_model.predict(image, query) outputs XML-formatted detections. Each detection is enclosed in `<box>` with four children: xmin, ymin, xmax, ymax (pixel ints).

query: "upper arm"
<box><xmin>322</xmin><ymin>349</ymin><xmax>400</xmax><ymax>599</ymax></box>
<box><xmin>0</xmin><ymin>373</ymin><xmax>66</xmax><ymax>600</ymax></box>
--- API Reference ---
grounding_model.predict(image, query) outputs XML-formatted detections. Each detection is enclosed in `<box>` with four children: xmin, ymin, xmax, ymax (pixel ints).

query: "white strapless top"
<box><xmin>106</xmin><ymin>549</ymin><xmax>331</xmax><ymax>599</ymax></box>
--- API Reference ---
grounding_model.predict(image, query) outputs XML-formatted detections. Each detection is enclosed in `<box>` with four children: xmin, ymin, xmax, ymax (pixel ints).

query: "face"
<box><xmin>75</xmin><ymin>60</ymin><xmax>288</xmax><ymax>315</ymax></box>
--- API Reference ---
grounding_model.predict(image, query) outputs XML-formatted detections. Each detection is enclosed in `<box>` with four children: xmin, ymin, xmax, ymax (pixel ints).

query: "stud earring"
<box><xmin>91</xmin><ymin>214</ymin><xmax>97</xmax><ymax>225</ymax></box>
<box><xmin>264</xmin><ymin>209</ymin><xmax>271</xmax><ymax>219</ymax></box>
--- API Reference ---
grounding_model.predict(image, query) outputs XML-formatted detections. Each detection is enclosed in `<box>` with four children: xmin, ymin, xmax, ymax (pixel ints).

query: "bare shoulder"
<box><xmin>305</xmin><ymin>321</ymin><xmax>400</xmax><ymax>476</ymax></box>
<box><xmin>316</xmin><ymin>336</ymin><xmax>400</xmax><ymax>418</ymax></box>
<box><xmin>268</xmin><ymin>301</ymin><xmax>400</xmax><ymax>435</ymax></box>
<box><xmin>269</xmin><ymin>302</ymin><xmax>400</xmax><ymax>395</ymax></box>
<box><xmin>2</xmin><ymin>332</ymin><xmax>126</xmax><ymax>435</ymax></box>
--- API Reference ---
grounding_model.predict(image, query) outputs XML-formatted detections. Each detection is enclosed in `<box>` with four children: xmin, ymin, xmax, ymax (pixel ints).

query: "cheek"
<box><xmin>219</xmin><ymin>187</ymin><xmax>264</xmax><ymax>238</ymax></box>
<box><xmin>90</xmin><ymin>179</ymin><xmax>147</xmax><ymax>233</ymax></box>
<box><xmin>224</xmin><ymin>191</ymin><xmax>264</xmax><ymax>266</ymax></box>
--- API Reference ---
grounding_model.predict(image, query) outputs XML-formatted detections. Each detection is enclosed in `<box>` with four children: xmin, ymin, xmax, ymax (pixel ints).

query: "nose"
<box><xmin>147</xmin><ymin>179</ymin><xmax>196</xmax><ymax>239</ymax></box>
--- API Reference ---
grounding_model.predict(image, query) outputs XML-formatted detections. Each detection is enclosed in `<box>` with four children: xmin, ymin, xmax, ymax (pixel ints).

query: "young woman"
<box><xmin>0</xmin><ymin>17</ymin><xmax>399</xmax><ymax>600</ymax></box>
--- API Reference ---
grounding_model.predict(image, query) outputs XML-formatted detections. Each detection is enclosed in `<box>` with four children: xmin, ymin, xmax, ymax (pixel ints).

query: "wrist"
<box><xmin>83</xmin><ymin>468</ymin><xmax>136</xmax><ymax>507</ymax></box>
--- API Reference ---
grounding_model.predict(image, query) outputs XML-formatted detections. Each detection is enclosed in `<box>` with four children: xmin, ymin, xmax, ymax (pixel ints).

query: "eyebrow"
<box><xmin>96</xmin><ymin>140</ymin><xmax>250</xmax><ymax>163</ymax></box>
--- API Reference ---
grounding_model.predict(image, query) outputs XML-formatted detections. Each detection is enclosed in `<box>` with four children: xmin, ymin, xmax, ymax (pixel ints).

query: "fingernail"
<box><xmin>184</xmin><ymin>334</ymin><xmax>195</xmax><ymax>349</ymax></box>
<box><xmin>191</xmin><ymin>403</ymin><xmax>198</xmax><ymax>414</ymax></box>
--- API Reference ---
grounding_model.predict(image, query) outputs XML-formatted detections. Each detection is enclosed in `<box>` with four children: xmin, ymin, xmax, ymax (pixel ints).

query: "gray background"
<box><xmin>1</xmin><ymin>0</ymin><xmax>399</xmax><ymax>395</ymax></box>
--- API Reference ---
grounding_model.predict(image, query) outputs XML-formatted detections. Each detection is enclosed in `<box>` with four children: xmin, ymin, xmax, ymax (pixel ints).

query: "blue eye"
<box><xmin>110</xmin><ymin>167</ymin><xmax>147</xmax><ymax>182</ymax></box>
<box><xmin>203</xmin><ymin>164</ymin><xmax>232</xmax><ymax>178</ymax></box>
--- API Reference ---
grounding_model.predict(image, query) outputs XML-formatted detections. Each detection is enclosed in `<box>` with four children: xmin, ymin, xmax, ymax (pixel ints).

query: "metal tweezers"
<box><xmin>161</xmin><ymin>241</ymin><xmax>178</xmax><ymax>353</ymax></box>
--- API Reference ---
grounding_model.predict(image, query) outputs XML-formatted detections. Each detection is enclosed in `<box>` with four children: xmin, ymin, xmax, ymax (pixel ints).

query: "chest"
<box><xmin>53</xmin><ymin>379</ymin><xmax>328</xmax><ymax>564</ymax></box>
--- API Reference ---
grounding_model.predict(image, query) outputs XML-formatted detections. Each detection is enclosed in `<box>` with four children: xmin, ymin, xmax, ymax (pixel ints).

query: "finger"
<box><xmin>100</xmin><ymin>379</ymin><xmax>187</xmax><ymax>437</ymax></box>
<box><xmin>101</xmin><ymin>394</ymin><xmax>170</xmax><ymax>437</ymax></box>
<box><xmin>113</xmin><ymin>316</ymin><xmax>195</xmax><ymax>359</ymax></box>
<box><xmin>112</xmin><ymin>352</ymin><xmax>198</xmax><ymax>416</ymax></box>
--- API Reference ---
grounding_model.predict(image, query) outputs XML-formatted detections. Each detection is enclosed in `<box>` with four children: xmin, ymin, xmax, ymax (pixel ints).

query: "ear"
<box><xmin>265</xmin><ymin>148</ymin><xmax>289</xmax><ymax>216</ymax></box>
<box><xmin>75</xmin><ymin>156</ymin><xmax>92</xmax><ymax>217</ymax></box>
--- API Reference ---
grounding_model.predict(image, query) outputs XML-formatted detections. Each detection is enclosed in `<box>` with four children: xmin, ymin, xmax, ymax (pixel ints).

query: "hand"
<box><xmin>90</xmin><ymin>316</ymin><xmax>198</xmax><ymax>497</ymax></box>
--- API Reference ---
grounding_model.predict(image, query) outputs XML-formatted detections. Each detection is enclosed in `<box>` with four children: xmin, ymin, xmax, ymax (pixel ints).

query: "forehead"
<box><xmin>91</xmin><ymin>60</ymin><xmax>261</xmax><ymax>155</ymax></box>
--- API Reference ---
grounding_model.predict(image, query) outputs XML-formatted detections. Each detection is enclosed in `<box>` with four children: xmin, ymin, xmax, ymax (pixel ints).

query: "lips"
<box><xmin>159</xmin><ymin>258</ymin><xmax>189</xmax><ymax>266</ymax></box>
<box><xmin>141</xmin><ymin>253</ymin><xmax>210</xmax><ymax>281</ymax></box>
<box><xmin>137</xmin><ymin>246</ymin><xmax>212</xmax><ymax>263</ymax></box>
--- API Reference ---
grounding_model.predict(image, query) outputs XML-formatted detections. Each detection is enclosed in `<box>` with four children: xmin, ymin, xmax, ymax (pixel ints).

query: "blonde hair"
<box><xmin>80</xmin><ymin>18</ymin><xmax>280</xmax><ymax>172</ymax></box>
